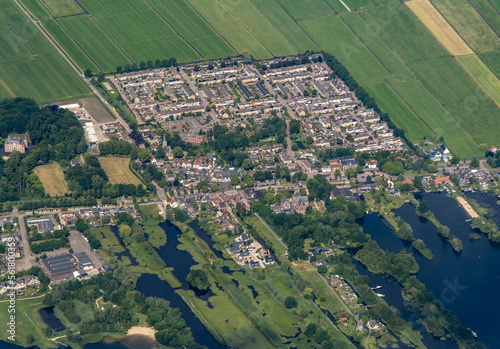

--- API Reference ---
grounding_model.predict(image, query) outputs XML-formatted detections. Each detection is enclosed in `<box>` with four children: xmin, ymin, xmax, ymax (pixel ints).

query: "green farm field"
<box><xmin>40</xmin><ymin>0</ymin><xmax>83</xmax><ymax>17</ymax></box>
<box><xmin>146</xmin><ymin>0</ymin><xmax>236</xmax><ymax>59</ymax></box>
<box><xmin>98</xmin><ymin>156</ymin><xmax>141</xmax><ymax>185</ymax></box>
<box><xmin>340</xmin><ymin>12</ymin><xmax>415</xmax><ymax>80</ymax></box>
<box><xmin>364</xmin><ymin>81</ymin><xmax>434</xmax><ymax>142</ymax></box>
<box><xmin>56</xmin><ymin>15</ymin><xmax>131</xmax><ymax>72</ymax></box>
<box><xmin>19</xmin><ymin>0</ymin><xmax>51</xmax><ymax>19</ymax></box>
<box><xmin>389</xmin><ymin>79</ymin><xmax>481</xmax><ymax>158</ymax></box>
<box><xmin>299</xmin><ymin>15</ymin><xmax>393</xmax><ymax>82</ymax></box>
<box><xmin>250</xmin><ymin>0</ymin><xmax>319</xmax><ymax>53</ymax></box>
<box><xmin>78</xmin><ymin>0</ymin><xmax>200</xmax><ymax>63</ymax></box>
<box><xmin>277</xmin><ymin>0</ymin><xmax>334</xmax><ymax>20</ymax></box>
<box><xmin>342</xmin><ymin>0</ymin><xmax>374</xmax><ymax>10</ymax></box>
<box><xmin>431</xmin><ymin>0</ymin><xmax>500</xmax><ymax>54</ymax></box>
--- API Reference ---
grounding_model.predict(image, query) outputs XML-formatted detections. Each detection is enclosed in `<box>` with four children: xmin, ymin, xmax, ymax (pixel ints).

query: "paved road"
<box><xmin>12</xmin><ymin>208</ymin><xmax>36</xmax><ymax>271</ymax></box>
<box><xmin>12</xmin><ymin>0</ymin><xmax>131</xmax><ymax>133</ymax></box>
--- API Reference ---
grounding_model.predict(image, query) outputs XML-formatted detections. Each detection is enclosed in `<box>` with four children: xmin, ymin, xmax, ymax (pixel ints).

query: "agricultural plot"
<box><xmin>56</xmin><ymin>15</ymin><xmax>131</xmax><ymax>72</ymax></box>
<box><xmin>299</xmin><ymin>15</ymin><xmax>393</xmax><ymax>82</ymax></box>
<box><xmin>468</xmin><ymin>0</ymin><xmax>500</xmax><ymax>36</ymax></box>
<box><xmin>342</xmin><ymin>0</ymin><xmax>374</xmax><ymax>9</ymax></box>
<box><xmin>405</xmin><ymin>0</ymin><xmax>473</xmax><ymax>56</ymax></box>
<box><xmin>0</xmin><ymin>28</ymin><xmax>32</xmax><ymax>63</ymax></box>
<box><xmin>389</xmin><ymin>79</ymin><xmax>481</xmax><ymax>158</ymax></box>
<box><xmin>0</xmin><ymin>79</ymin><xmax>15</xmax><ymax>99</ymax></box>
<box><xmin>40</xmin><ymin>0</ymin><xmax>84</xmax><ymax>17</ymax></box>
<box><xmin>407</xmin><ymin>56</ymin><xmax>488</xmax><ymax>105</ymax></box>
<box><xmin>146</xmin><ymin>0</ymin><xmax>236</xmax><ymax>59</ymax></box>
<box><xmin>19</xmin><ymin>0</ymin><xmax>51</xmax><ymax>19</ymax></box>
<box><xmin>363</xmin><ymin>81</ymin><xmax>433</xmax><ymax>142</ymax></box>
<box><xmin>220</xmin><ymin>0</ymin><xmax>297</xmax><ymax>57</ymax></box>
<box><xmin>42</xmin><ymin>19</ymin><xmax>99</xmax><ymax>73</ymax></box>
<box><xmin>98</xmin><ymin>157</ymin><xmax>141</xmax><ymax>185</ymax></box>
<box><xmin>456</xmin><ymin>54</ymin><xmax>500</xmax><ymax>109</ymax></box>
<box><xmin>479</xmin><ymin>53</ymin><xmax>500</xmax><ymax>78</ymax></box>
<box><xmin>78</xmin><ymin>0</ymin><xmax>200</xmax><ymax>63</ymax></box>
<box><xmin>251</xmin><ymin>0</ymin><xmax>319</xmax><ymax>53</ymax></box>
<box><xmin>0</xmin><ymin>0</ymin><xmax>28</xmax><ymax>23</ymax></box>
<box><xmin>34</xmin><ymin>163</ymin><xmax>69</xmax><ymax>196</ymax></box>
<box><xmin>276</xmin><ymin>0</ymin><xmax>334</xmax><ymax>20</ymax></box>
<box><xmin>340</xmin><ymin>12</ymin><xmax>415</xmax><ymax>80</ymax></box>
<box><xmin>489</xmin><ymin>0</ymin><xmax>500</xmax><ymax>12</ymax></box>
<box><xmin>323</xmin><ymin>0</ymin><xmax>349</xmax><ymax>13</ymax></box>
<box><xmin>431</xmin><ymin>0</ymin><xmax>500</xmax><ymax>54</ymax></box>
<box><xmin>188</xmin><ymin>0</ymin><xmax>271</xmax><ymax>59</ymax></box>
<box><xmin>446</xmin><ymin>102</ymin><xmax>500</xmax><ymax>147</ymax></box>
<box><xmin>359</xmin><ymin>3</ymin><xmax>449</xmax><ymax>62</ymax></box>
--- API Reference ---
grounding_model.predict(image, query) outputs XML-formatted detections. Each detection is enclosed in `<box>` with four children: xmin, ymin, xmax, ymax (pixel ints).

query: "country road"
<box><xmin>12</xmin><ymin>0</ymin><xmax>131</xmax><ymax>133</ymax></box>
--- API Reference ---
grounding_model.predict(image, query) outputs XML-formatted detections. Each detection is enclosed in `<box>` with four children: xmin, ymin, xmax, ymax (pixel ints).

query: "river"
<box><xmin>358</xmin><ymin>192</ymin><xmax>500</xmax><ymax>348</ymax></box>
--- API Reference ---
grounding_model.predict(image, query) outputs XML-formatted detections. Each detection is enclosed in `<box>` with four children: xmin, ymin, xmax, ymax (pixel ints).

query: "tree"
<box><xmin>304</xmin><ymin>323</ymin><xmax>317</xmax><ymax>337</ymax></box>
<box><xmin>187</xmin><ymin>269</ymin><xmax>210</xmax><ymax>290</ymax></box>
<box><xmin>418</xmin><ymin>200</ymin><xmax>429</xmax><ymax>214</ymax></box>
<box><xmin>284</xmin><ymin>296</ymin><xmax>298</xmax><ymax>309</ymax></box>
<box><xmin>173</xmin><ymin>208</ymin><xmax>188</xmax><ymax>222</ymax></box>
<box><xmin>317</xmin><ymin>265</ymin><xmax>328</xmax><ymax>274</ymax></box>
<box><xmin>84</xmin><ymin>69</ymin><xmax>92</xmax><ymax>78</ymax></box>
<box><xmin>230</xmin><ymin>175</ymin><xmax>240</xmax><ymax>186</ymax></box>
<box><xmin>137</xmin><ymin>148</ymin><xmax>151</xmax><ymax>163</ymax></box>
<box><xmin>242</xmin><ymin>158</ymin><xmax>254</xmax><ymax>170</ymax></box>
<box><xmin>75</xmin><ymin>218</ymin><xmax>89</xmax><ymax>233</ymax></box>
<box><xmin>173</xmin><ymin>147</ymin><xmax>184</xmax><ymax>158</ymax></box>
<box><xmin>26</xmin><ymin>333</ymin><xmax>35</xmax><ymax>344</ymax></box>
<box><xmin>211</xmin><ymin>183</ymin><xmax>219</xmax><ymax>192</ymax></box>
<box><xmin>469</xmin><ymin>158</ymin><xmax>479</xmax><ymax>168</ymax></box>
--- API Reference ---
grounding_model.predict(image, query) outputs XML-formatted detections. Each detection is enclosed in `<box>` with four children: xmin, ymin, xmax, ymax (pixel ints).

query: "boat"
<box><xmin>468</xmin><ymin>328</ymin><xmax>478</xmax><ymax>338</ymax></box>
<box><xmin>370</xmin><ymin>286</ymin><xmax>382</xmax><ymax>290</ymax></box>
<box><xmin>375</xmin><ymin>293</ymin><xmax>385</xmax><ymax>298</ymax></box>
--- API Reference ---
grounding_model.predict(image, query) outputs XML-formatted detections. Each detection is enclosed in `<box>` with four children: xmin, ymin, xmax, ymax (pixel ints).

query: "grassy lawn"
<box><xmin>139</xmin><ymin>204</ymin><xmax>161</xmax><ymax>217</ymax></box>
<box><xmin>98</xmin><ymin>157</ymin><xmax>141</xmax><ymax>185</ymax></box>
<box><xmin>19</xmin><ymin>0</ymin><xmax>52</xmax><ymax>19</ymax></box>
<box><xmin>276</xmin><ymin>0</ymin><xmax>334</xmax><ymax>20</ymax></box>
<box><xmin>34</xmin><ymin>162</ymin><xmax>69</xmax><ymax>197</ymax></box>
<box><xmin>0</xmin><ymin>296</ymin><xmax>56</xmax><ymax>347</ymax></box>
<box><xmin>89</xmin><ymin>226</ymin><xmax>124</xmax><ymax>254</ymax></box>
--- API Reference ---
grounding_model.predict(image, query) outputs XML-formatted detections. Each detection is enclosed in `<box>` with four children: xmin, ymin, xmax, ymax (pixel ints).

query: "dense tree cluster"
<box><xmin>98</xmin><ymin>136</ymin><xmax>133</xmax><ymax>156</ymax></box>
<box><xmin>186</xmin><ymin>269</ymin><xmax>210</xmax><ymax>291</ymax></box>
<box><xmin>0</xmin><ymin>98</ymin><xmax>86</xmax><ymax>201</ymax></box>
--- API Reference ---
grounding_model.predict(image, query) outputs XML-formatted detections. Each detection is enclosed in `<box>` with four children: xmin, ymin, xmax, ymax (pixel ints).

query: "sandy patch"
<box><xmin>127</xmin><ymin>326</ymin><xmax>157</xmax><ymax>340</ymax></box>
<box><xmin>406</xmin><ymin>0</ymin><xmax>473</xmax><ymax>56</ymax></box>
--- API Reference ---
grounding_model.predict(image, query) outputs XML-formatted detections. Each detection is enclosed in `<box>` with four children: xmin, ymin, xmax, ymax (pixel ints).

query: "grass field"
<box><xmin>360</xmin><ymin>3</ymin><xmax>449</xmax><ymax>62</ymax></box>
<box><xmin>78</xmin><ymin>0</ymin><xmax>200</xmax><ymax>63</ymax></box>
<box><xmin>456</xmin><ymin>54</ymin><xmax>500</xmax><ymax>109</ymax></box>
<box><xmin>188</xmin><ymin>0</ymin><xmax>272</xmax><ymax>59</ymax></box>
<box><xmin>146</xmin><ymin>0</ymin><xmax>236</xmax><ymax>59</ymax></box>
<box><xmin>407</xmin><ymin>56</ymin><xmax>488</xmax><ymax>105</ymax></box>
<box><xmin>250</xmin><ymin>0</ymin><xmax>319</xmax><ymax>53</ymax></box>
<box><xmin>0</xmin><ymin>6</ymin><xmax>92</xmax><ymax>104</ymax></box>
<box><xmin>40</xmin><ymin>0</ymin><xmax>84</xmax><ymax>17</ymax></box>
<box><xmin>431</xmin><ymin>0</ymin><xmax>500</xmax><ymax>54</ymax></box>
<box><xmin>244</xmin><ymin>214</ymin><xmax>288</xmax><ymax>257</ymax></box>
<box><xmin>56</xmin><ymin>15</ymin><xmax>131</xmax><ymax>72</ymax></box>
<box><xmin>342</xmin><ymin>0</ymin><xmax>374</xmax><ymax>9</ymax></box>
<box><xmin>405</xmin><ymin>0</ymin><xmax>473</xmax><ymax>56</ymax></box>
<box><xmin>42</xmin><ymin>19</ymin><xmax>99</xmax><ymax>73</ymax></box>
<box><xmin>340</xmin><ymin>12</ymin><xmax>415</xmax><ymax>80</ymax></box>
<box><xmin>0</xmin><ymin>296</ymin><xmax>55</xmax><ymax>347</ymax></box>
<box><xmin>98</xmin><ymin>157</ymin><xmax>141</xmax><ymax>185</ymax></box>
<box><xmin>299</xmin><ymin>15</ymin><xmax>393</xmax><ymax>82</ymax></box>
<box><xmin>364</xmin><ymin>81</ymin><xmax>434</xmax><ymax>142</ymax></box>
<box><xmin>277</xmin><ymin>0</ymin><xmax>334</xmax><ymax>20</ymax></box>
<box><xmin>19</xmin><ymin>0</ymin><xmax>51</xmax><ymax>19</ymax></box>
<box><xmin>468</xmin><ymin>0</ymin><xmax>500</xmax><ymax>37</ymax></box>
<box><xmin>33</xmin><ymin>163</ymin><xmax>70</xmax><ymax>196</ymax></box>
<box><xmin>89</xmin><ymin>226</ymin><xmax>124</xmax><ymax>253</ymax></box>
<box><xmin>220</xmin><ymin>0</ymin><xmax>297</xmax><ymax>57</ymax></box>
<box><xmin>389</xmin><ymin>79</ymin><xmax>481</xmax><ymax>158</ymax></box>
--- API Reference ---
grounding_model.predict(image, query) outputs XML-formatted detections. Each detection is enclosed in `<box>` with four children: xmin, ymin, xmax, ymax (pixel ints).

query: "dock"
<box><xmin>456</xmin><ymin>196</ymin><xmax>479</xmax><ymax>219</ymax></box>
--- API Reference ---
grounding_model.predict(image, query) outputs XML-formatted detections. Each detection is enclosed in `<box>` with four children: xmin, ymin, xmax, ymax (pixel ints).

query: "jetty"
<box><xmin>456</xmin><ymin>197</ymin><xmax>479</xmax><ymax>219</ymax></box>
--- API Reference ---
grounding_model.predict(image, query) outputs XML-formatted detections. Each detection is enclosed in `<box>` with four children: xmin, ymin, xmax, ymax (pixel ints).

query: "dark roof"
<box><xmin>26</xmin><ymin>217</ymin><xmax>53</xmax><ymax>233</ymax></box>
<box><xmin>74</xmin><ymin>252</ymin><xmax>93</xmax><ymax>267</ymax></box>
<box><xmin>238</xmin><ymin>84</ymin><xmax>253</xmax><ymax>98</ymax></box>
<box><xmin>102</xmin><ymin>263</ymin><xmax>112</xmax><ymax>271</ymax></box>
<box><xmin>42</xmin><ymin>254</ymin><xmax>75</xmax><ymax>277</ymax></box>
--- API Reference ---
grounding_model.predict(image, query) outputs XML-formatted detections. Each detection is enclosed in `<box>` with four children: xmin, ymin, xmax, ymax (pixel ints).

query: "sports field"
<box><xmin>34</xmin><ymin>163</ymin><xmax>70</xmax><ymax>196</ymax></box>
<box><xmin>98</xmin><ymin>157</ymin><xmax>141</xmax><ymax>185</ymax></box>
<box><xmin>405</xmin><ymin>0</ymin><xmax>473</xmax><ymax>56</ymax></box>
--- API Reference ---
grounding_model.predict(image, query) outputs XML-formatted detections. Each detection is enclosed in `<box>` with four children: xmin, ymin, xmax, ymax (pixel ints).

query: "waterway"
<box><xmin>136</xmin><ymin>220</ymin><xmax>228</xmax><ymax>348</ymax></box>
<box><xmin>358</xmin><ymin>192</ymin><xmax>500</xmax><ymax>348</ymax></box>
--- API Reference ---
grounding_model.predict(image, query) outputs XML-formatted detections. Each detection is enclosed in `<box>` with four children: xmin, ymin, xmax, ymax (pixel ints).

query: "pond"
<box><xmin>38</xmin><ymin>306</ymin><xmax>65</xmax><ymax>332</ymax></box>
